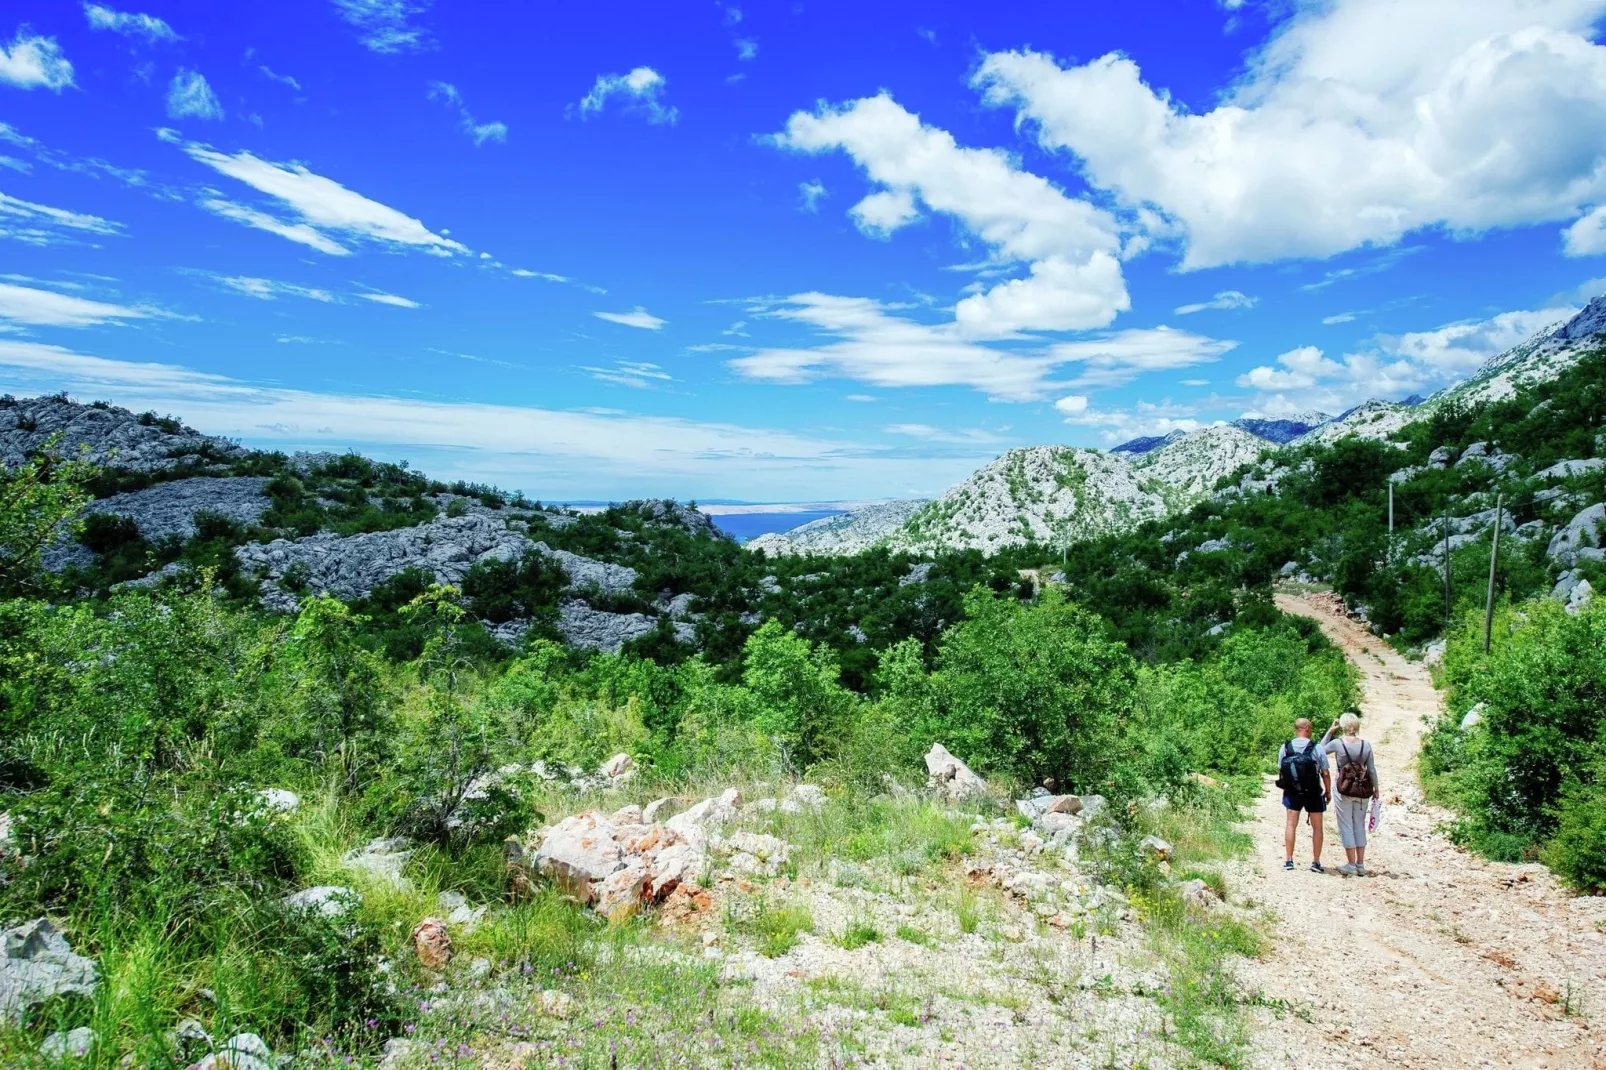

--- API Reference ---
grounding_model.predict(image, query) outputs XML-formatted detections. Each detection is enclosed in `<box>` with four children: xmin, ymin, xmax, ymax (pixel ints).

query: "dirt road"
<box><xmin>1236</xmin><ymin>593</ymin><xmax>1606</xmax><ymax>1069</ymax></box>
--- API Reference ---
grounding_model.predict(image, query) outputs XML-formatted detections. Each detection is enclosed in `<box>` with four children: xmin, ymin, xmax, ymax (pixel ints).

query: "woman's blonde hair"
<box><xmin>1339</xmin><ymin>711</ymin><xmax>1362</xmax><ymax>736</ymax></box>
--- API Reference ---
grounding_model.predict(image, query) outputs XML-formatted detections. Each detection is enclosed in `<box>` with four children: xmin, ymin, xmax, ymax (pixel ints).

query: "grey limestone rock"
<box><xmin>1</xmin><ymin>396</ymin><xmax>244</xmax><ymax>474</ymax></box>
<box><xmin>1548</xmin><ymin>503</ymin><xmax>1605</xmax><ymax>566</ymax></box>
<box><xmin>1</xmin><ymin>918</ymin><xmax>99</xmax><ymax>1025</ymax></box>
<box><xmin>557</xmin><ymin>600</ymin><xmax>659</xmax><ymax>653</ymax></box>
<box><xmin>1534</xmin><ymin>458</ymin><xmax>1604</xmax><ymax>481</ymax></box>
<box><xmin>44</xmin><ymin>476</ymin><xmax>273</xmax><ymax>571</ymax></box>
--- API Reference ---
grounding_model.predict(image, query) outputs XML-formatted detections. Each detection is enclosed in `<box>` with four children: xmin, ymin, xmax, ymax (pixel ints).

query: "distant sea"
<box><xmin>711</xmin><ymin>510</ymin><xmax>844</xmax><ymax>543</ymax></box>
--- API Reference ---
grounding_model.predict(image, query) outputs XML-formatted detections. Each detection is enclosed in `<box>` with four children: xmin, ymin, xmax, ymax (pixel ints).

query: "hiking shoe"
<box><xmin>1337</xmin><ymin>863</ymin><xmax>1357</xmax><ymax>876</ymax></box>
<box><xmin>1283</xmin><ymin>860</ymin><xmax>1295</xmax><ymax>871</ymax></box>
<box><xmin>1355</xmin><ymin>864</ymin><xmax>1367</xmax><ymax>876</ymax></box>
<box><xmin>1310</xmin><ymin>861</ymin><xmax>1326</xmax><ymax>874</ymax></box>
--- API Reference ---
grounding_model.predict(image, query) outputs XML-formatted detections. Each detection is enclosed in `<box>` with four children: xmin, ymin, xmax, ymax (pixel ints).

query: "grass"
<box><xmin>837</xmin><ymin>916</ymin><xmax>881</xmax><ymax>950</ymax></box>
<box><xmin>894</xmin><ymin>922</ymin><xmax>932</xmax><ymax>947</ymax></box>
<box><xmin>954</xmin><ymin>886</ymin><xmax>984</xmax><ymax>934</ymax></box>
<box><xmin>725</xmin><ymin>894</ymin><xmax>815</xmax><ymax>958</ymax></box>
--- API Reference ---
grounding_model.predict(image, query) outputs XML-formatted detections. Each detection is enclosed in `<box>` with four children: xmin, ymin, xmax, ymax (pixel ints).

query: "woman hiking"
<box><xmin>1322</xmin><ymin>712</ymin><xmax>1380</xmax><ymax>876</ymax></box>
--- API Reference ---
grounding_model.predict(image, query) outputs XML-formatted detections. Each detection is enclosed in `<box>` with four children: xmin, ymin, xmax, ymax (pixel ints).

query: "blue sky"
<box><xmin>2</xmin><ymin>0</ymin><xmax>1605</xmax><ymax>501</ymax></box>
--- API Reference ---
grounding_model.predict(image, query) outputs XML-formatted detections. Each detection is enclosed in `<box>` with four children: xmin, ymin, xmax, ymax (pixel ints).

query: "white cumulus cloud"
<box><xmin>167</xmin><ymin>69</ymin><xmax>223</xmax><ymax>120</ymax></box>
<box><xmin>84</xmin><ymin>4</ymin><xmax>178</xmax><ymax>42</ymax></box>
<box><xmin>578</xmin><ymin>66</ymin><xmax>678</xmax><ymax>125</ymax></box>
<box><xmin>1564</xmin><ymin>205</ymin><xmax>1606</xmax><ymax>255</ymax></box>
<box><xmin>975</xmin><ymin>1</ymin><xmax>1606</xmax><ymax>269</ymax></box>
<box><xmin>775</xmin><ymin>92</ymin><xmax>1127</xmax><ymax>337</ymax></box>
<box><xmin>0</xmin><ymin>28</ymin><xmax>74</xmax><ymax>91</ymax></box>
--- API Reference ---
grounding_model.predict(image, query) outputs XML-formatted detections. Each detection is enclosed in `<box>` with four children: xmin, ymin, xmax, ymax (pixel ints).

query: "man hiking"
<box><xmin>1276</xmin><ymin>717</ymin><xmax>1331</xmax><ymax>872</ymax></box>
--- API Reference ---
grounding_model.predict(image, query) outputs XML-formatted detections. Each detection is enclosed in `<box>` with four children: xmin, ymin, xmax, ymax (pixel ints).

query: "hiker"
<box><xmin>1277</xmin><ymin>717</ymin><xmax>1330</xmax><ymax>872</ymax></box>
<box><xmin>1322</xmin><ymin>712</ymin><xmax>1380</xmax><ymax>876</ymax></box>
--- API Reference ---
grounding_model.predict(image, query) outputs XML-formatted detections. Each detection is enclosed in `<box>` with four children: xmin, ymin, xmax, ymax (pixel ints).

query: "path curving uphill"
<box><xmin>1236</xmin><ymin>593</ymin><xmax>1606</xmax><ymax>1068</ymax></box>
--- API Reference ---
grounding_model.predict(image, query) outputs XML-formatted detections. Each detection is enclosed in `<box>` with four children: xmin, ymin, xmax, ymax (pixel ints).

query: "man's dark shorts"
<box><xmin>1283</xmin><ymin>792</ymin><xmax>1327</xmax><ymax>814</ymax></box>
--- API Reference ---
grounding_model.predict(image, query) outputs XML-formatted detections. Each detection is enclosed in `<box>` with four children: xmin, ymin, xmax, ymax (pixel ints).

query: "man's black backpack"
<box><xmin>1276</xmin><ymin>740</ymin><xmax>1324</xmax><ymax>797</ymax></box>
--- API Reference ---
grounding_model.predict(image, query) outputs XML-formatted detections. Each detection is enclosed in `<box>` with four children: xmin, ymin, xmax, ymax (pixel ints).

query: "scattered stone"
<box><xmin>783</xmin><ymin>783</ymin><xmax>827</xmax><ymax>813</ymax></box>
<box><xmin>538</xmin><ymin>989</ymin><xmax>575</xmax><ymax>1019</ymax></box>
<box><xmin>44</xmin><ymin>477</ymin><xmax>273</xmax><ymax>572</ymax></box>
<box><xmin>436</xmin><ymin>891</ymin><xmax>486</xmax><ymax>931</ymax></box>
<box><xmin>600</xmin><ymin>752</ymin><xmax>635</xmax><ymax>780</ymax></box>
<box><xmin>342</xmin><ymin>837</ymin><xmax>414</xmax><ymax>890</ymax></box>
<box><xmin>643</xmin><ymin>796</ymin><xmax>687</xmax><ymax>823</ymax></box>
<box><xmin>1181</xmin><ymin>879</ymin><xmax>1220</xmax><ymax>910</ymax></box>
<box><xmin>1139</xmin><ymin>835</ymin><xmax>1173</xmax><ymax>861</ymax></box>
<box><xmin>39</xmin><ymin>1026</ymin><xmax>96</xmax><ymax>1059</ymax></box>
<box><xmin>379</xmin><ymin>1038</ymin><xmax>414</xmax><ymax>1067</ymax></box>
<box><xmin>193</xmin><ymin>1033</ymin><xmax>274</xmax><ymax>1070</ymax></box>
<box><xmin>925</xmin><ymin>743</ymin><xmax>988</xmax><ymax>800</ymax></box>
<box><xmin>252</xmin><ymin>788</ymin><xmax>300</xmax><ymax>818</ymax></box>
<box><xmin>0</xmin><ymin>918</ymin><xmax>99</xmax><ymax>1026</ymax></box>
<box><xmin>411</xmin><ymin>918</ymin><xmax>452</xmax><ymax>969</ymax></box>
<box><xmin>281</xmin><ymin>885</ymin><xmax>360</xmax><ymax>918</ymax></box>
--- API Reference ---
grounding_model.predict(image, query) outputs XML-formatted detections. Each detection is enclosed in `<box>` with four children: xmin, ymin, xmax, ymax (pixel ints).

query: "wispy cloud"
<box><xmin>0</xmin><ymin>28</ymin><xmax>74</xmax><ymax>91</ymax></box>
<box><xmin>594</xmin><ymin>307</ymin><xmax>666</xmax><ymax>330</ymax></box>
<box><xmin>172</xmin><ymin>135</ymin><xmax>467</xmax><ymax>257</ymax></box>
<box><xmin>0</xmin><ymin>340</ymin><xmax>987</xmax><ymax>499</ymax></box>
<box><xmin>83</xmin><ymin>4</ymin><xmax>178</xmax><ymax>43</ymax></box>
<box><xmin>214</xmin><ymin>275</ymin><xmax>335</xmax><ymax>302</ymax></box>
<box><xmin>734</xmin><ymin>38</ymin><xmax>757</xmax><ymax>61</ymax></box>
<box><xmin>257</xmin><ymin>65</ymin><xmax>300</xmax><ymax>91</ymax></box>
<box><xmin>428</xmin><ymin>81</ymin><xmax>507</xmax><ymax>146</ymax></box>
<box><xmin>0</xmin><ymin>191</ymin><xmax>123</xmax><ymax>246</ymax></box>
<box><xmin>167</xmin><ymin>69</ymin><xmax>224</xmax><ymax>121</ymax></box>
<box><xmin>358</xmin><ymin>290</ymin><xmax>420</xmax><ymax>308</ymax></box>
<box><xmin>1174</xmin><ymin>290</ymin><xmax>1256</xmax><ymax>315</ymax></box>
<box><xmin>331</xmin><ymin>0</ymin><xmax>433</xmax><ymax>54</ymax></box>
<box><xmin>582</xmin><ymin>360</ymin><xmax>674</xmax><ymax>388</ymax></box>
<box><xmin>511</xmin><ymin>268</ymin><xmax>569</xmax><ymax>283</ymax></box>
<box><xmin>733</xmin><ymin>294</ymin><xmax>1233</xmax><ymax>401</ymax></box>
<box><xmin>0</xmin><ymin>280</ymin><xmax>160</xmax><ymax>328</ymax></box>
<box><xmin>1050</xmin><ymin>326</ymin><xmax>1236</xmax><ymax>389</ymax></box>
<box><xmin>578</xmin><ymin>67</ymin><xmax>678</xmax><ymax>125</ymax></box>
<box><xmin>883</xmin><ymin>423</ymin><xmax>1002</xmax><ymax>445</ymax></box>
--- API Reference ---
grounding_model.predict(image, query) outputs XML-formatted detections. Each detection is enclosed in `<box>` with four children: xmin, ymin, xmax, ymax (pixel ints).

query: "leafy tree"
<box><xmin>921</xmin><ymin>588</ymin><xmax>1138</xmax><ymax>790</ymax></box>
<box><xmin>285</xmin><ymin>595</ymin><xmax>390</xmax><ymax>792</ymax></box>
<box><xmin>0</xmin><ymin>441</ymin><xmax>93</xmax><ymax>595</ymax></box>
<box><xmin>741</xmin><ymin>620</ymin><xmax>857</xmax><ymax>771</ymax></box>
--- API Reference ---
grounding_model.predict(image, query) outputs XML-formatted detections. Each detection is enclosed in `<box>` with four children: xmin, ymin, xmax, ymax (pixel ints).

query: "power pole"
<box><xmin>1484</xmin><ymin>492</ymin><xmax>1503</xmax><ymax>655</ymax></box>
<box><xmin>1387</xmin><ymin>482</ymin><xmax>1394</xmax><ymax>565</ymax></box>
<box><xmin>1443</xmin><ymin>502</ymin><xmax>1453</xmax><ymax>626</ymax></box>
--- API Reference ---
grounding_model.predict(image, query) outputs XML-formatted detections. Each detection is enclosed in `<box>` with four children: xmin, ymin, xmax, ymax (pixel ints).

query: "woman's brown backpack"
<box><xmin>1336</xmin><ymin>740</ymin><xmax>1374</xmax><ymax>798</ymax></box>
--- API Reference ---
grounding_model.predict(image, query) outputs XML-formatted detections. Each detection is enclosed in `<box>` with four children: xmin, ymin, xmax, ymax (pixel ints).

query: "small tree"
<box><xmin>0</xmin><ymin>440</ymin><xmax>94</xmax><ymax>595</ymax></box>
<box><xmin>287</xmin><ymin>595</ymin><xmax>389</xmax><ymax>792</ymax></box>
<box><xmin>392</xmin><ymin>585</ymin><xmax>524</xmax><ymax>850</ymax></box>
<box><xmin>741</xmin><ymin>620</ymin><xmax>856</xmax><ymax>771</ymax></box>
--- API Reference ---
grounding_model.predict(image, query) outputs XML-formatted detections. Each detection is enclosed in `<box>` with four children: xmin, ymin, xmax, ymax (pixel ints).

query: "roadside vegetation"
<box><xmin>1</xmin><ymin>343</ymin><xmax>1599</xmax><ymax>1064</ymax></box>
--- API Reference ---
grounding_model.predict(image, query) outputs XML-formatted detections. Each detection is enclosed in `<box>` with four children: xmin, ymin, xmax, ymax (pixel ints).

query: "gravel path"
<box><xmin>1237</xmin><ymin>593</ymin><xmax>1606</xmax><ymax>1069</ymax></box>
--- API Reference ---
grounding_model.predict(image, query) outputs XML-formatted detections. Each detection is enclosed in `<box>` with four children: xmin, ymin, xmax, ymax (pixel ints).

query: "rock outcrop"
<box><xmin>45</xmin><ymin>476</ymin><xmax>274</xmax><ymax>571</ymax></box>
<box><xmin>1</xmin><ymin>395</ymin><xmax>244</xmax><ymax>473</ymax></box>
<box><xmin>925</xmin><ymin>744</ymin><xmax>988</xmax><ymax>800</ymax></box>
<box><xmin>1</xmin><ymin>918</ymin><xmax>99</xmax><ymax>1025</ymax></box>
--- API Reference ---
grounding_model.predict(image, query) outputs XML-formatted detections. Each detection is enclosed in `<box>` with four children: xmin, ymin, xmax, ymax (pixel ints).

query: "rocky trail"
<box><xmin>1238</xmin><ymin>593</ymin><xmax>1606</xmax><ymax>1069</ymax></box>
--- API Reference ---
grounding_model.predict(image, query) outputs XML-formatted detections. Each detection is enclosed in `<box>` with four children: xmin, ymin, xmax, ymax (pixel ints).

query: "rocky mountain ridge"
<box><xmin>752</xmin><ymin>296</ymin><xmax>1606</xmax><ymax>557</ymax></box>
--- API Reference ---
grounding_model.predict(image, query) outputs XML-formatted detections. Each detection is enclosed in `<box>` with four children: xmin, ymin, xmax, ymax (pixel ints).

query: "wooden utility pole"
<box><xmin>1444</xmin><ymin>503</ymin><xmax>1453</xmax><ymax>625</ymax></box>
<box><xmin>1484</xmin><ymin>493</ymin><xmax>1503</xmax><ymax>655</ymax></box>
<box><xmin>1387</xmin><ymin>482</ymin><xmax>1394</xmax><ymax>564</ymax></box>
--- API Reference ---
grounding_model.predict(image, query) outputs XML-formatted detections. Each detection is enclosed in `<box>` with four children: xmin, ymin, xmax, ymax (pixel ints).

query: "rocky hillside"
<box><xmin>756</xmin><ymin>296</ymin><xmax>1606</xmax><ymax>557</ymax></box>
<box><xmin>746</xmin><ymin>498</ymin><xmax>925</xmax><ymax>557</ymax></box>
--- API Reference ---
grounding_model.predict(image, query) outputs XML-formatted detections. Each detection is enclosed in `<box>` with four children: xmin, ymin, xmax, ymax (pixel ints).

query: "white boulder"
<box><xmin>925</xmin><ymin>743</ymin><xmax>987</xmax><ymax>800</ymax></box>
<box><xmin>0</xmin><ymin>919</ymin><xmax>99</xmax><ymax>1026</ymax></box>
